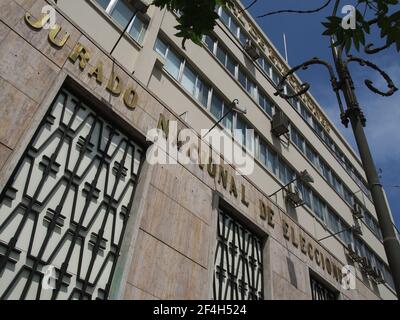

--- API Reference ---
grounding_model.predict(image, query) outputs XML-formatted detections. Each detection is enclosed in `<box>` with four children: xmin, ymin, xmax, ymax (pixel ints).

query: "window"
<box><xmin>216</xmin><ymin>44</ymin><xmax>237</xmax><ymax>77</ymax></box>
<box><xmin>300</xmin><ymin>103</ymin><xmax>313</xmax><ymax>127</ymax></box>
<box><xmin>238</xmin><ymin>67</ymin><xmax>247</xmax><ymax>88</ymax></box>
<box><xmin>291</xmin><ymin>127</ymin><xmax>305</xmax><ymax>153</ymax></box>
<box><xmin>306</xmin><ymin>144</ymin><xmax>319</xmax><ymax>167</ymax></box>
<box><xmin>327</xmin><ymin>209</ymin><xmax>341</xmax><ymax>234</ymax></box>
<box><xmin>278</xmin><ymin>161</ymin><xmax>294</xmax><ymax>185</ymax></box>
<box><xmin>128</xmin><ymin>15</ymin><xmax>147</xmax><ymax>43</ymax></box>
<box><xmin>266</xmin><ymin>147</ymin><xmax>278</xmax><ymax>174</ymax></box>
<box><xmin>271</xmin><ymin>68</ymin><xmax>281</xmax><ymax>85</ymax></box>
<box><xmin>181</xmin><ymin>64</ymin><xmax>197</xmax><ymax>95</ymax></box>
<box><xmin>110</xmin><ymin>0</ymin><xmax>132</xmax><ymax>27</ymax></box>
<box><xmin>165</xmin><ymin>49</ymin><xmax>182</xmax><ymax>79</ymax></box>
<box><xmin>229</xmin><ymin>18</ymin><xmax>239</xmax><ymax>37</ymax></box>
<box><xmin>313</xmin><ymin>194</ymin><xmax>325</xmax><ymax>221</ymax></box>
<box><xmin>310</xmin><ymin>275</ymin><xmax>338</xmax><ymax>300</ymax></box>
<box><xmin>298</xmin><ymin>181</ymin><xmax>312</xmax><ymax>208</ymax></box>
<box><xmin>96</xmin><ymin>0</ymin><xmax>109</xmax><ymax>9</ymax></box>
<box><xmin>204</xmin><ymin>34</ymin><xmax>215</xmax><ymax>52</ymax></box>
<box><xmin>214</xmin><ymin>208</ymin><xmax>264</xmax><ymax>300</ymax></box>
<box><xmin>96</xmin><ymin>0</ymin><xmax>148</xmax><ymax>44</ymax></box>
<box><xmin>239</xmin><ymin>30</ymin><xmax>249</xmax><ymax>45</ymax></box>
<box><xmin>259</xmin><ymin>141</ymin><xmax>267</xmax><ymax>166</ymax></box>
<box><xmin>211</xmin><ymin>93</ymin><xmax>224</xmax><ymax>120</ymax></box>
<box><xmin>223</xmin><ymin>109</ymin><xmax>234</xmax><ymax>131</ymax></box>
<box><xmin>320</xmin><ymin>160</ymin><xmax>332</xmax><ymax>185</ymax></box>
<box><xmin>259</xmin><ymin>92</ymin><xmax>274</xmax><ymax>117</ymax></box>
<box><xmin>154</xmin><ymin>38</ymin><xmax>168</xmax><ymax>56</ymax></box>
<box><xmin>246</xmin><ymin>79</ymin><xmax>256</xmax><ymax>98</ymax></box>
<box><xmin>226</xmin><ymin>54</ymin><xmax>237</xmax><ymax>76</ymax></box>
<box><xmin>216</xmin><ymin>45</ymin><xmax>226</xmax><ymax>65</ymax></box>
<box><xmin>196</xmin><ymin>78</ymin><xmax>210</xmax><ymax>107</ymax></box>
<box><xmin>257</xmin><ymin>57</ymin><xmax>272</xmax><ymax>77</ymax></box>
<box><xmin>235</xmin><ymin>116</ymin><xmax>246</xmax><ymax>146</ymax></box>
<box><xmin>220</xmin><ymin>7</ymin><xmax>230</xmax><ymax>26</ymax></box>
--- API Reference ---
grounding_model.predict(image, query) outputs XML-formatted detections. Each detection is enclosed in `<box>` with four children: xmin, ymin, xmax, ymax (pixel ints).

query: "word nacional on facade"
<box><xmin>23</xmin><ymin>8</ymin><xmax>344</xmax><ymax>286</ymax></box>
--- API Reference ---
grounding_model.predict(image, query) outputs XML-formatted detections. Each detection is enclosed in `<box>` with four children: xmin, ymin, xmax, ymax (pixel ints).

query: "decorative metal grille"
<box><xmin>213</xmin><ymin>209</ymin><xmax>264</xmax><ymax>300</ymax></box>
<box><xmin>310</xmin><ymin>275</ymin><xmax>338</xmax><ymax>300</ymax></box>
<box><xmin>0</xmin><ymin>89</ymin><xmax>143</xmax><ymax>300</ymax></box>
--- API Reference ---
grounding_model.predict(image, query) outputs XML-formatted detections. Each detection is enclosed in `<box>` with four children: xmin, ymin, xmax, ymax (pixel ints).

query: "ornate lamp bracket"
<box><xmin>345</xmin><ymin>56</ymin><xmax>398</xmax><ymax>97</ymax></box>
<box><xmin>274</xmin><ymin>57</ymin><xmax>339</xmax><ymax>100</ymax></box>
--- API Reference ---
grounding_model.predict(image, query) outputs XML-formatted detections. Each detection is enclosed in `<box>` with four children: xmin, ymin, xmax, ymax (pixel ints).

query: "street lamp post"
<box><xmin>274</xmin><ymin>0</ymin><xmax>400</xmax><ymax>298</ymax></box>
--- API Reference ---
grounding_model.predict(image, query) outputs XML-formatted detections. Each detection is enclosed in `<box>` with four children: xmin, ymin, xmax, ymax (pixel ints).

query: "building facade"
<box><xmin>0</xmin><ymin>0</ymin><xmax>397</xmax><ymax>300</ymax></box>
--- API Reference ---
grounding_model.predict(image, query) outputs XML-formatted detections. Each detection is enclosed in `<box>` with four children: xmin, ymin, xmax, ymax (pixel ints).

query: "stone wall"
<box><xmin>0</xmin><ymin>0</ymin><xmax>388</xmax><ymax>300</ymax></box>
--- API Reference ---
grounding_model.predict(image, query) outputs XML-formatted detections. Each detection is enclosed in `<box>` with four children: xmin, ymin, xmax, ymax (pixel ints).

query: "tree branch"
<box><xmin>239</xmin><ymin>0</ymin><xmax>258</xmax><ymax>13</ymax></box>
<box><xmin>257</xmin><ymin>0</ymin><xmax>333</xmax><ymax>18</ymax></box>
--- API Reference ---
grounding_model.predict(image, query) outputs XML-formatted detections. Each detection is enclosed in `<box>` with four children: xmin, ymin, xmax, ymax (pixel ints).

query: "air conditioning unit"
<box><xmin>360</xmin><ymin>257</ymin><xmax>374</xmax><ymax>275</ymax></box>
<box><xmin>286</xmin><ymin>184</ymin><xmax>304</xmax><ymax>208</ymax></box>
<box><xmin>346</xmin><ymin>243</ymin><xmax>360</xmax><ymax>261</ymax></box>
<box><xmin>244</xmin><ymin>39</ymin><xmax>261</xmax><ymax>61</ymax></box>
<box><xmin>352</xmin><ymin>203</ymin><xmax>364</xmax><ymax>220</ymax></box>
<box><xmin>372</xmin><ymin>267</ymin><xmax>385</xmax><ymax>284</ymax></box>
<box><xmin>352</xmin><ymin>223</ymin><xmax>363</xmax><ymax>237</ymax></box>
<box><xmin>271</xmin><ymin>111</ymin><xmax>289</xmax><ymax>137</ymax></box>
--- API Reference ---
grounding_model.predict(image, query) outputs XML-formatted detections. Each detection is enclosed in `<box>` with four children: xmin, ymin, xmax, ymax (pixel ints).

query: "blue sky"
<box><xmin>242</xmin><ymin>0</ymin><xmax>400</xmax><ymax>231</ymax></box>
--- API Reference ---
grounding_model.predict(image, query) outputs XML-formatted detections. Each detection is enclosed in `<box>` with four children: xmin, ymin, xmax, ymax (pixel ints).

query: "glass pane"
<box><xmin>96</xmin><ymin>0</ymin><xmax>109</xmax><ymax>10</ymax></box>
<box><xmin>263</xmin><ymin>59</ymin><xmax>271</xmax><ymax>74</ymax></box>
<box><xmin>239</xmin><ymin>30</ymin><xmax>248</xmax><ymax>44</ymax></box>
<box><xmin>220</xmin><ymin>8</ymin><xmax>230</xmax><ymax>26</ymax></box>
<box><xmin>181</xmin><ymin>65</ymin><xmax>197</xmax><ymax>95</ymax></box>
<box><xmin>264</xmin><ymin>96</ymin><xmax>273</xmax><ymax>116</ymax></box>
<box><xmin>238</xmin><ymin>68</ymin><xmax>247</xmax><ymax>88</ymax></box>
<box><xmin>260</xmin><ymin>142</ymin><xmax>267</xmax><ymax>166</ymax></box>
<box><xmin>247</xmin><ymin>80</ymin><xmax>256</xmax><ymax>97</ymax></box>
<box><xmin>211</xmin><ymin>94</ymin><xmax>223</xmax><ymax>119</ymax></box>
<box><xmin>110</xmin><ymin>0</ymin><xmax>134</xmax><ymax>29</ymax></box>
<box><xmin>235</xmin><ymin>117</ymin><xmax>246</xmax><ymax>146</ymax></box>
<box><xmin>222</xmin><ymin>108</ymin><xmax>233</xmax><ymax>131</ymax></box>
<box><xmin>165</xmin><ymin>49</ymin><xmax>181</xmax><ymax>79</ymax></box>
<box><xmin>216</xmin><ymin>45</ymin><xmax>226</xmax><ymax>65</ymax></box>
<box><xmin>267</xmin><ymin>148</ymin><xmax>277</xmax><ymax>174</ymax></box>
<box><xmin>154</xmin><ymin>38</ymin><xmax>168</xmax><ymax>57</ymax></box>
<box><xmin>226</xmin><ymin>54</ymin><xmax>236</xmax><ymax>76</ymax></box>
<box><xmin>271</xmin><ymin>69</ymin><xmax>281</xmax><ymax>85</ymax></box>
<box><xmin>229</xmin><ymin>18</ymin><xmax>239</xmax><ymax>36</ymax></box>
<box><xmin>196</xmin><ymin>78</ymin><xmax>209</xmax><ymax>107</ymax></box>
<box><xmin>204</xmin><ymin>35</ymin><xmax>214</xmax><ymax>52</ymax></box>
<box><xmin>129</xmin><ymin>16</ymin><xmax>146</xmax><ymax>43</ymax></box>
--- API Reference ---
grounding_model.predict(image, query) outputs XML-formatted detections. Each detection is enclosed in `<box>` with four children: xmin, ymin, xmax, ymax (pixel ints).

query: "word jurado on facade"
<box><xmin>24</xmin><ymin>11</ymin><xmax>138</xmax><ymax>110</ymax></box>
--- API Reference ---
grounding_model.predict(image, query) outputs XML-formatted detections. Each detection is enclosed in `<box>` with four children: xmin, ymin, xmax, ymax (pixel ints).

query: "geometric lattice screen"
<box><xmin>0</xmin><ymin>89</ymin><xmax>143</xmax><ymax>300</ymax></box>
<box><xmin>310</xmin><ymin>274</ymin><xmax>338</xmax><ymax>300</ymax></box>
<box><xmin>213</xmin><ymin>208</ymin><xmax>264</xmax><ymax>300</ymax></box>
